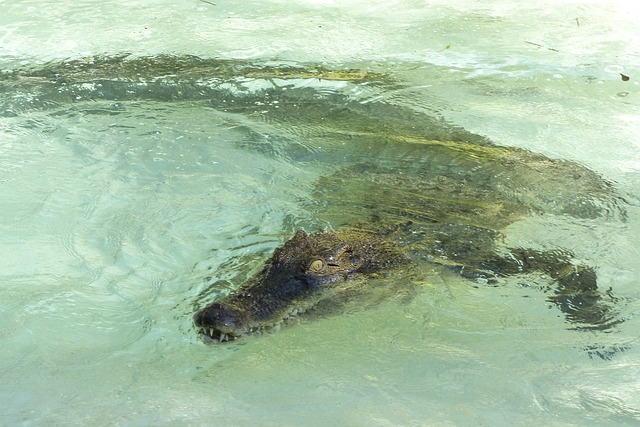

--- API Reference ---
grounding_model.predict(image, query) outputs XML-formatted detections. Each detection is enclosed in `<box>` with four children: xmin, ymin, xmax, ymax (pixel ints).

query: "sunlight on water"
<box><xmin>1</xmin><ymin>1</ymin><xmax>640</xmax><ymax>426</ymax></box>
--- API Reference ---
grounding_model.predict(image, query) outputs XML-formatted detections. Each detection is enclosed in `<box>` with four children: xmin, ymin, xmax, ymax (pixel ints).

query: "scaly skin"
<box><xmin>194</xmin><ymin>229</ymin><xmax>406</xmax><ymax>343</ymax></box>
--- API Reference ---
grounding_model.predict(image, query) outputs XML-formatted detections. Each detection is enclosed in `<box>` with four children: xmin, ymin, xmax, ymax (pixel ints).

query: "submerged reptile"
<box><xmin>194</xmin><ymin>162</ymin><xmax>623</xmax><ymax>344</ymax></box>
<box><xmin>193</xmin><ymin>226</ymin><xmax>613</xmax><ymax>344</ymax></box>
<box><xmin>0</xmin><ymin>55</ymin><xmax>626</xmax><ymax>347</ymax></box>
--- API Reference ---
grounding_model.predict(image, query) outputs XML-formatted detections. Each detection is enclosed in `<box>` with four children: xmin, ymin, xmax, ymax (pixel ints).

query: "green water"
<box><xmin>2</xmin><ymin>1</ymin><xmax>640</xmax><ymax>426</ymax></box>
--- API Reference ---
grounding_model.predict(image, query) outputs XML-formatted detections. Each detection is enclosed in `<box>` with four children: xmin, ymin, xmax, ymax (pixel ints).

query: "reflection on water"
<box><xmin>1</xmin><ymin>37</ymin><xmax>640</xmax><ymax>427</ymax></box>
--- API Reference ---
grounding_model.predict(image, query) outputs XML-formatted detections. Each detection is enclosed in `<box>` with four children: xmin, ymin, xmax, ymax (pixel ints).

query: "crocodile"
<box><xmin>193</xmin><ymin>224</ymin><xmax>615</xmax><ymax>344</ymax></box>
<box><xmin>192</xmin><ymin>98</ymin><xmax>626</xmax><ymax>345</ymax></box>
<box><xmin>194</xmin><ymin>166</ymin><xmax>623</xmax><ymax>345</ymax></box>
<box><xmin>0</xmin><ymin>54</ymin><xmax>626</xmax><ymax>347</ymax></box>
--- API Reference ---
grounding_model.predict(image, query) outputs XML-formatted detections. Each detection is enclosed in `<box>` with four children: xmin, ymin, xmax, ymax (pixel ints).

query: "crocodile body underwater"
<box><xmin>194</xmin><ymin>158</ymin><xmax>625</xmax><ymax>344</ymax></box>
<box><xmin>0</xmin><ymin>55</ymin><xmax>627</xmax><ymax>349</ymax></box>
<box><xmin>193</xmin><ymin>225</ymin><xmax>614</xmax><ymax>344</ymax></box>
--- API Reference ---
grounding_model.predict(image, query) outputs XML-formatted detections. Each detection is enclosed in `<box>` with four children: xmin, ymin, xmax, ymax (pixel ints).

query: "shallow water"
<box><xmin>1</xmin><ymin>1</ymin><xmax>640</xmax><ymax>426</ymax></box>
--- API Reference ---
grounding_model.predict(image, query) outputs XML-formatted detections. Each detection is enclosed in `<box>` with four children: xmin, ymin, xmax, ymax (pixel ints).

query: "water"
<box><xmin>1</xmin><ymin>1</ymin><xmax>640</xmax><ymax>425</ymax></box>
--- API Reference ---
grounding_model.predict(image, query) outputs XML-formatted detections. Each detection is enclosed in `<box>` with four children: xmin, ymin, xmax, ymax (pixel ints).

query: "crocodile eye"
<box><xmin>309</xmin><ymin>259</ymin><xmax>324</xmax><ymax>272</ymax></box>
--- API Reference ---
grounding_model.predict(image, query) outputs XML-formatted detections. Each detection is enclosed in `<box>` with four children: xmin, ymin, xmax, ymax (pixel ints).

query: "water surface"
<box><xmin>1</xmin><ymin>1</ymin><xmax>640</xmax><ymax>426</ymax></box>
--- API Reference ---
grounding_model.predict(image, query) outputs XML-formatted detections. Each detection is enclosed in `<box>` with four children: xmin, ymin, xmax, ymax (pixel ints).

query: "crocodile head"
<box><xmin>194</xmin><ymin>229</ymin><xmax>406</xmax><ymax>343</ymax></box>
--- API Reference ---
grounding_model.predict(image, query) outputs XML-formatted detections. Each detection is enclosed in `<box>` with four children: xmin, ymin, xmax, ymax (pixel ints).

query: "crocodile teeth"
<box><xmin>209</xmin><ymin>328</ymin><xmax>214</xmax><ymax>337</ymax></box>
<box><xmin>220</xmin><ymin>334</ymin><xmax>228</xmax><ymax>342</ymax></box>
